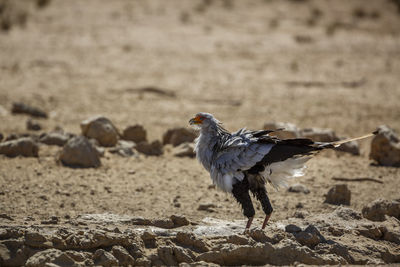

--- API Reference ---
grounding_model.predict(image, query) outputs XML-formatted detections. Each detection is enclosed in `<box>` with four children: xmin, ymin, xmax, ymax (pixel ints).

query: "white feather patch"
<box><xmin>262</xmin><ymin>156</ymin><xmax>311</xmax><ymax>190</ymax></box>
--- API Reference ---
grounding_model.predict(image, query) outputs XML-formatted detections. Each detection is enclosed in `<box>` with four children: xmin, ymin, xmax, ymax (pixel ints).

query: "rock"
<box><xmin>122</xmin><ymin>124</ymin><xmax>147</xmax><ymax>143</ymax></box>
<box><xmin>39</xmin><ymin>132</ymin><xmax>70</xmax><ymax>146</ymax></box>
<box><xmin>294</xmin><ymin>225</ymin><xmax>325</xmax><ymax>248</ymax></box>
<box><xmin>370</xmin><ymin>125</ymin><xmax>400</xmax><ymax>166</ymax></box>
<box><xmin>64</xmin><ymin>251</ymin><xmax>92</xmax><ymax>264</ymax></box>
<box><xmin>130</xmin><ymin>216</ymin><xmax>152</xmax><ymax>226</ymax></box>
<box><xmin>152</xmin><ymin>218</ymin><xmax>175</xmax><ymax>229</ymax></box>
<box><xmin>334</xmin><ymin>206</ymin><xmax>362</xmax><ymax>220</ymax></box>
<box><xmin>285</xmin><ymin>224</ymin><xmax>302</xmax><ymax>233</ymax></box>
<box><xmin>176</xmin><ymin>232</ymin><xmax>209</xmax><ymax>253</ymax></box>
<box><xmin>173</xmin><ymin>246</ymin><xmax>194</xmax><ymax>263</ymax></box>
<box><xmin>25</xmin><ymin>231</ymin><xmax>51</xmax><ymax>248</ymax></box>
<box><xmin>136</xmin><ymin>140</ymin><xmax>163</xmax><ymax>156</ymax></box>
<box><xmin>0</xmin><ymin>243</ymin><xmax>11</xmax><ymax>266</ymax></box>
<box><xmin>108</xmin><ymin>140</ymin><xmax>135</xmax><ymax>157</ymax></box>
<box><xmin>25</xmin><ymin>248</ymin><xmax>63</xmax><ymax>267</ymax></box>
<box><xmin>12</xmin><ymin>102</ymin><xmax>48</xmax><ymax>118</ymax></box>
<box><xmin>288</xmin><ymin>183</ymin><xmax>310</xmax><ymax>194</ymax></box>
<box><xmin>263</xmin><ymin>122</ymin><xmax>300</xmax><ymax>139</ymax></box>
<box><xmin>0</xmin><ymin>213</ymin><xmax>13</xmax><ymax>220</ymax></box>
<box><xmin>362</xmin><ymin>199</ymin><xmax>400</xmax><ymax>221</ymax></box>
<box><xmin>248</xmin><ymin>229</ymin><xmax>274</xmax><ymax>243</ymax></box>
<box><xmin>300</xmin><ymin>127</ymin><xmax>339</xmax><ymax>142</ymax></box>
<box><xmin>112</xmin><ymin>245</ymin><xmax>135</xmax><ymax>266</ymax></box>
<box><xmin>59</xmin><ymin>136</ymin><xmax>101</xmax><ymax>168</ymax></box>
<box><xmin>5</xmin><ymin>133</ymin><xmax>33</xmax><ymax>141</ymax></box>
<box><xmin>27</xmin><ymin>119</ymin><xmax>42</xmax><ymax>131</ymax></box>
<box><xmin>357</xmin><ymin>224</ymin><xmax>383</xmax><ymax>240</ymax></box>
<box><xmin>93</xmin><ymin>249</ymin><xmax>118</xmax><ymax>267</ymax></box>
<box><xmin>383</xmin><ymin>228</ymin><xmax>400</xmax><ymax>244</ymax></box>
<box><xmin>173</xmin><ymin>142</ymin><xmax>196</xmax><ymax>158</ymax></box>
<box><xmin>198</xmin><ymin>203</ymin><xmax>217</xmax><ymax>212</ymax></box>
<box><xmin>163</xmin><ymin>128</ymin><xmax>197</xmax><ymax>147</ymax></box>
<box><xmin>0</xmin><ymin>137</ymin><xmax>39</xmax><ymax>157</ymax></box>
<box><xmin>293</xmin><ymin>210</ymin><xmax>310</xmax><ymax>219</ymax></box>
<box><xmin>171</xmin><ymin>214</ymin><xmax>190</xmax><ymax>227</ymax></box>
<box><xmin>141</xmin><ymin>230</ymin><xmax>157</xmax><ymax>248</ymax></box>
<box><xmin>226</xmin><ymin>235</ymin><xmax>250</xmax><ymax>245</ymax></box>
<box><xmin>80</xmin><ymin>116</ymin><xmax>119</xmax><ymax>147</ymax></box>
<box><xmin>0</xmin><ymin>133</ymin><xmax>3</xmax><ymax>142</ymax></box>
<box><xmin>135</xmin><ymin>257</ymin><xmax>152</xmax><ymax>266</ymax></box>
<box><xmin>196</xmin><ymin>243</ymin><xmax>274</xmax><ymax>266</ymax></box>
<box><xmin>41</xmin><ymin>216</ymin><xmax>59</xmax><ymax>225</ymax></box>
<box><xmin>324</xmin><ymin>184</ymin><xmax>351</xmax><ymax>205</ymax></box>
<box><xmin>52</xmin><ymin>253</ymin><xmax>76</xmax><ymax>266</ymax></box>
<box><xmin>158</xmin><ymin>246</ymin><xmax>178</xmax><ymax>266</ymax></box>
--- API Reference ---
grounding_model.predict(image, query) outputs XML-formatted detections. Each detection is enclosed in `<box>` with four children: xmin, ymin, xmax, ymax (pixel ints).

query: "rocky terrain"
<box><xmin>1</xmin><ymin>0</ymin><xmax>400</xmax><ymax>266</ymax></box>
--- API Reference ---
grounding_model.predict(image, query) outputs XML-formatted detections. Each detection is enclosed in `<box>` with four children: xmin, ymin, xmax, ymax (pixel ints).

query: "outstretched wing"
<box><xmin>209</xmin><ymin>129</ymin><xmax>275</xmax><ymax>192</ymax></box>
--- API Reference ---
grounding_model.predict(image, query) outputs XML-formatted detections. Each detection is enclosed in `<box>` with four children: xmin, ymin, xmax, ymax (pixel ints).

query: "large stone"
<box><xmin>93</xmin><ymin>249</ymin><xmax>118</xmax><ymax>267</ymax></box>
<box><xmin>324</xmin><ymin>184</ymin><xmax>351</xmax><ymax>205</ymax></box>
<box><xmin>334</xmin><ymin>206</ymin><xmax>362</xmax><ymax>220</ymax></box>
<box><xmin>25</xmin><ymin>231</ymin><xmax>50</xmax><ymax>248</ymax></box>
<box><xmin>0</xmin><ymin>137</ymin><xmax>39</xmax><ymax>157</ymax></box>
<box><xmin>112</xmin><ymin>245</ymin><xmax>135</xmax><ymax>266</ymax></box>
<box><xmin>122</xmin><ymin>124</ymin><xmax>147</xmax><ymax>143</ymax></box>
<box><xmin>158</xmin><ymin>246</ymin><xmax>178</xmax><ymax>266</ymax></box>
<box><xmin>285</xmin><ymin>224</ymin><xmax>302</xmax><ymax>233</ymax></box>
<box><xmin>25</xmin><ymin>248</ymin><xmax>63</xmax><ymax>267</ymax></box>
<box><xmin>294</xmin><ymin>225</ymin><xmax>326</xmax><ymax>248</ymax></box>
<box><xmin>263</xmin><ymin>122</ymin><xmax>300</xmax><ymax>139</ymax></box>
<box><xmin>370</xmin><ymin>125</ymin><xmax>400</xmax><ymax>167</ymax></box>
<box><xmin>59</xmin><ymin>136</ymin><xmax>101</xmax><ymax>168</ymax></box>
<box><xmin>39</xmin><ymin>132</ymin><xmax>70</xmax><ymax>146</ymax></box>
<box><xmin>362</xmin><ymin>199</ymin><xmax>400</xmax><ymax>221</ymax></box>
<box><xmin>12</xmin><ymin>102</ymin><xmax>48</xmax><ymax>118</ymax></box>
<box><xmin>80</xmin><ymin>116</ymin><xmax>119</xmax><ymax>147</ymax></box>
<box><xmin>170</xmin><ymin>214</ymin><xmax>190</xmax><ymax>227</ymax></box>
<box><xmin>136</xmin><ymin>140</ymin><xmax>163</xmax><ymax>156</ymax></box>
<box><xmin>0</xmin><ymin>243</ymin><xmax>11</xmax><ymax>266</ymax></box>
<box><xmin>163</xmin><ymin>128</ymin><xmax>197</xmax><ymax>147</ymax></box>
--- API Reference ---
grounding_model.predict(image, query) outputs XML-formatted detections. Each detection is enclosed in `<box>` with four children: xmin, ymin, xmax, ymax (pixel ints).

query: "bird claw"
<box><xmin>242</xmin><ymin>216</ymin><xmax>254</xmax><ymax>235</ymax></box>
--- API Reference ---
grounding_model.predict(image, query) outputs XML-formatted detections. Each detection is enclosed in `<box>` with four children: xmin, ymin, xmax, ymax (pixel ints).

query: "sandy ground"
<box><xmin>1</xmin><ymin>0</ymin><xmax>400</xmax><ymax>265</ymax></box>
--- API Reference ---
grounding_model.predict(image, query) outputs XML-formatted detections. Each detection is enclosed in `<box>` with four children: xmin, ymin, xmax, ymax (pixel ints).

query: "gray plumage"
<box><xmin>189</xmin><ymin>112</ymin><xmax>376</xmax><ymax>231</ymax></box>
<box><xmin>190</xmin><ymin>112</ymin><xmax>320</xmax><ymax>192</ymax></box>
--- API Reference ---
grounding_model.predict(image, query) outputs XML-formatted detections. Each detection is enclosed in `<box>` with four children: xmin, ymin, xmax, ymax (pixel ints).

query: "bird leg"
<box><xmin>252</xmin><ymin>186</ymin><xmax>273</xmax><ymax>230</ymax></box>
<box><xmin>245</xmin><ymin>216</ymin><xmax>254</xmax><ymax>233</ymax></box>
<box><xmin>232</xmin><ymin>180</ymin><xmax>255</xmax><ymax>233</ymax></box>
<box><xmin>261</xmin><ymin>213</ymin><xmax>272</xmax><ymax>230</ymax></box>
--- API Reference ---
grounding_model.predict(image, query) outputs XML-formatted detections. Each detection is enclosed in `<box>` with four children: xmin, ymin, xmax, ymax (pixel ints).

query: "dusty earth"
<box><xmin>1</xmin><ymin>0</ymin><xmax>400</xmax><ymax>266</ymax></box>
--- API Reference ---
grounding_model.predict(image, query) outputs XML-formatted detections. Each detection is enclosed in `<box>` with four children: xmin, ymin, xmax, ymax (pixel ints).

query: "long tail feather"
<box><xmin>330</xmin><ymin>132</ymin><xmax>377</xmax><ymax>148</ymax></box>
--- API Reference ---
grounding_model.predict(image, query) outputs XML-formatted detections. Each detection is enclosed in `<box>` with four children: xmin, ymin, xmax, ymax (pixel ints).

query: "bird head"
<box><xmin>189</xmin><ymin>112</ymin><xmax>218</xmax><ymax>129</ymax></box>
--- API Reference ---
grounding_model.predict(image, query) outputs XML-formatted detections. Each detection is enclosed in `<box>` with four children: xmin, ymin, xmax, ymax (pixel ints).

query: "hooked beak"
<box><xmin>189</xmin><ymin>117</ymin><xmax>202</xmax><ymax>125</ymax></box>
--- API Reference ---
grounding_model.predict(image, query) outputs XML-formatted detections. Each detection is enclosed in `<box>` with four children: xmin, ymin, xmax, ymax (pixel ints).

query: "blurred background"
<box><xmin>1</xmin><ymin>1</ymin><xmax>400</xmax><ymax>265</ymax></box>
<box><xmin>1</xmin><ymin>0</ymin><xmax>399</xmax><ymax>140</ymax></box>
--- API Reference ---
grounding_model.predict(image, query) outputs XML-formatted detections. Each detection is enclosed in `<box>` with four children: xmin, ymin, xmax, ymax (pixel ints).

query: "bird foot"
<box><xmin>243</xmin><ymin>216</ymin><xmax>254</xmax><ymax>234</ymax></box>
<box><xmin>261</xmin><ymin>213</ymin><xmax>272</xmax><ymax>230</ymax></box>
